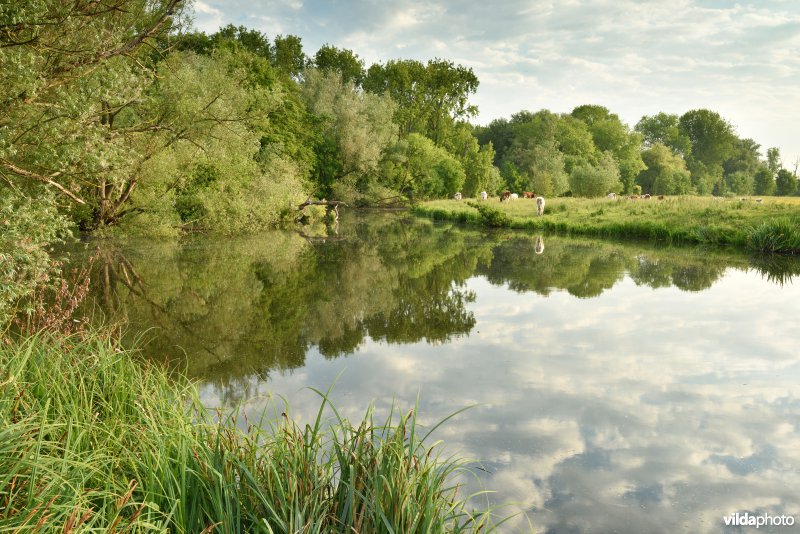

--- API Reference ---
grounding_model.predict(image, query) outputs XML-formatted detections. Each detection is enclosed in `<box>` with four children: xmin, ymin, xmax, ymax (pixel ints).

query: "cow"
<box><xmin>523</xmin><ymin>191</ymin><xmax>535</xmax><ymax>199</ymax></box>
<box><xmin>642</xmin><ymin>194</ymin><xmax>651</xmax><ymax>200</ymax></box>
<box><xmin>453</xmin><ymin>192</ymin><xmax>462</xmax><ymax>201</ymax></box>
<box><xmin>501</xmin><ymin>190</ymin><xmax>512</xmax><ymax>202</ymax></box>
<box><xmin>536</xmin><ymin>196</ymin><xmax>545</xmax><ymax>216</ymax></box>
<box><xmin>607</xmin><ymin>193</ymin><xmax>617</xmax><ymax>199</ymax></box>
<box><xmin>510</xmin><ymin>193</ymin><xmax>519</xmax><ymax>200</ymax></box>
<box><xmin>480</xmin><ymin>191</ymin><xmax>488</xmax><ymax>200</ymax></box>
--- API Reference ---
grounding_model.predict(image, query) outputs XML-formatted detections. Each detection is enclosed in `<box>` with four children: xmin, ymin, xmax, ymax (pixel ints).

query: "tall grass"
<box><xmin>415</xmin><ymin>196</ymin><xmax>800</xmax><ymax>254</ymax></box>
<box><xmin>747</xmin><ymin>218</ymin><xmax>800</xmax><ymax>254</ymax></box>
<box><xmin>0</xmin><ymin>332</ymin><xmax>503</xmax><ymax>532</ymax></box>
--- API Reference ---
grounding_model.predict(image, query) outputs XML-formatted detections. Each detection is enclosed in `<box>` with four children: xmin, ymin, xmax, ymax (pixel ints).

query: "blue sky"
<box><xmin>192</xmin><ymin>0</ymin><xmax>800</xmax><ymax>167</ymax></box>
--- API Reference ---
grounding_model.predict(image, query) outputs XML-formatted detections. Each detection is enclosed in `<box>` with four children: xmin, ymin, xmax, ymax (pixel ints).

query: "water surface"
<box><xmin>72</xmin><ymin>213</ymin><xmax>800</xmax><ymax>533</ymax></box>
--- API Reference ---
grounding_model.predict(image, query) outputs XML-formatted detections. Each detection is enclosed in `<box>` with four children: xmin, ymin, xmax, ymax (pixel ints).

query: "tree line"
<box><xmin>2</xmin><ymin>1</ymin><xmax>797</xmax><ymax>239</ymax></box>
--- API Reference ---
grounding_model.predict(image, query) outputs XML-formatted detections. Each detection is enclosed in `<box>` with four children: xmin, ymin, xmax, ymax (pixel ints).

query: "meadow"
<box><xmin>414</xmin><ymin>196</ymin><xmax>800</xmax><ymax>254</ymax></box>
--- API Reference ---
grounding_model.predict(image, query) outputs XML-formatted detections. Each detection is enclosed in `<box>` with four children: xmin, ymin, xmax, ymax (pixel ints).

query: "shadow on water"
<box><xmin>68</xmin><ymin>212</ymin><xmax>799</xmax><ymax>387</ymax></box>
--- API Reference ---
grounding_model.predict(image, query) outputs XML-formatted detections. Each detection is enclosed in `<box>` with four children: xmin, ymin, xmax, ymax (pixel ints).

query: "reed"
<box><xmin>747</xmin><ymin>218</ymin><xmax>800</xmax><ymax>254</ymax></box>
<box><xmin>0</xmin><ymin>332</ymin><xmax>503</xmax><ymax>532</ymax></box>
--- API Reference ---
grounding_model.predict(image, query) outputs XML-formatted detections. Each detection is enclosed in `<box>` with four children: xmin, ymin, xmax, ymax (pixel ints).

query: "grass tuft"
<box><xmin>747</xmin><ymin>218</ymin><xmax>800</xmax><ymax>254</ymax></box>
<box><xmin>0</xmin><ymin>332</ymin><xmax>505</xmax><ymax>532</ymax></box>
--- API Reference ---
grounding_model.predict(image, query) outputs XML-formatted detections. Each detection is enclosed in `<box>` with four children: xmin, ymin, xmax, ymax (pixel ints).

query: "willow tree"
<box><xmin>0</xmin><ymin>0</ymin><xmax>185</xmax><ymax>227</ymax></box>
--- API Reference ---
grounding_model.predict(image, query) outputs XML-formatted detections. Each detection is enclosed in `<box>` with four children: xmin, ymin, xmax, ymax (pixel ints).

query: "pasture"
<box><xmin>415</xmin><ymin>195</ymin><xmax>800</xmax><ymax>253</ymax></box>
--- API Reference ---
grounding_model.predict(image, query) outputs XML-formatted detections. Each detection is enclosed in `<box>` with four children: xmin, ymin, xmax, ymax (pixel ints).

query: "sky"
<box><xmin>191</xmin><ymin>0</ymin><xmax>800</xmax><ymax>167</ymax></box>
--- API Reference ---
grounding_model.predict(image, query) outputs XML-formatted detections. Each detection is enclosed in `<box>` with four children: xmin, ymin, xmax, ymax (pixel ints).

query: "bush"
<box><xmin>468</xmin><ymin>202</ymin><xmax>511</xmax><ymax>227</ymax></box>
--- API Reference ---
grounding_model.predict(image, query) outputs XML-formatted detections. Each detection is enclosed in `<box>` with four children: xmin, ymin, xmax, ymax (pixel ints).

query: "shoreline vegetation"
<box><xmin>0</xmin><ymin>331</ymin><xmax>505</xmax><ymax>532</ymax></box>
<box><xmin>413</xmin><ymin>196</ymin><xmax>800</xmax><ymax>254</ymax></box>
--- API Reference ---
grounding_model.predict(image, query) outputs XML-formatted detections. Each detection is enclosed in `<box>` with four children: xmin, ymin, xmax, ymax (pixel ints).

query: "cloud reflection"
<box><xmin>198</xmin><ymin>265</ymin><xmax>800</xmax><ymax>533</ymax></box>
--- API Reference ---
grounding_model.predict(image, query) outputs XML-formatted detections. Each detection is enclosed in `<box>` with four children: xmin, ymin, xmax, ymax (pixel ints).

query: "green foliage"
<box><xmin>723</xmin><ymin>171</ymin><xmax>755</xmax><ymax>196</ymax></box>
<box><xmin>0</xmin><ymin>0</ymin><xmax>186</xmax><ymax>225</ymax></box>
<box><xmin>122</xmin><ymin>49</ymin><xmax>307</xmax><ymax>235</ymax></box>
<box><xmin>363</xmin><ymin>58</ymin><xmax>478</xmax><ymax>144</ymax></box>
<box><xmin>724</xmin><ymin>138</ymin><xmax>762</xmax><ymax>179</ymax></box>
<box><xmin>385</xmin><ymin>134</ymin><xmax>466</xmax><ymax>199</ymax></box>
<box><xmin>273</xmin><ymin>34</ymin><xmax>309</xmax><ymax>78</ymax></box>
<box><xmin>571</xmin><ymin>105</ymin><xmax>644</xmax><ymax>193</ymax></box>
<box><xmin>569</xmin><ymin>153</ymin><xmax>622</xmax><ymax>197</ymax></box>
<box><xmin>314</xmin><ymin>44</ymin><xmax>365</xmax><ymax>85</ymax></box>
<box><xmin>747</xmin><ymin>218</ymin><xmax>800</xmax><ymax>254</ymax></box>
<box><xmin>474</xmin><ymin>118</ymin><xmax>514</xmax><ymax>166</ymax></box>
<box><xmin>679</xmin><ymin>109</ymin><xmax>737</xmax><ymax>190</ymax></box>
<box><xmin>635</xmin><ymin>112</ymin><xmax>692</xmax><ymax>157</ymax></box>
<box><xmin>446</xmin><ymin>124</ymin><xmax>502</xmax><ymax>197</ymax></box>
<box><xmin>302</xmin><ymin>69</ymin><xmax>397</xmax><ymax>201</ymax></box>
<box><xmin>505</xmin><ymin>139</ymin><xmax>569</xmax><ymax>196</ymax></box>
<box><xmin>775</xmin><ymin>169</ymin><xmax>798</xmax><ymax>196</ymax></box>
<box><xmin>0</xmin><ymin>191</ymin><xmax>70</xmax><ymax>327</ymax></box>
<box><xmin>0</xmin><ymin>332</ymin><xmax>499</xmax><ymax>532</ymax></box>
<box><xmin>500</xmin><ymin>161</ymin><xmax>525</xmax><ymax>195</ymax></box>
<box><xmin>468</xmin><ymin>202</ymin><xmax>511</xmax><ymax>227</ymax></box>
<box><xmin>754</xmin><ymin>167</ymin><xmax>776</xmax><ymax>196</ymax></box>
<box><xmin>638</xmin><ymin>143</ymin><xmax>692</xmax><ymax>195</ymax></box>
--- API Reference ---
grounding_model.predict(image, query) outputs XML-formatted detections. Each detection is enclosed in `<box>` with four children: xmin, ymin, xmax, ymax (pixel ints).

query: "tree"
<box><xmin>722</xmin><ymin>171</ymin><xmax>754</xmax><ymax>195</ymax></box>
<box><xmin>505</xmin><ymin>140</ymin><xmax>569</xmax><ymax>196</ymax></box>
<box><xmin>679</xmin><ymin>109</ymin><xmax>737</xmax><ymax>193</ymax></box>
<box><xmin>0</xmin><ymin>0</ymin><xmax>185</xmax><ymax>225</ymax></box>
<box><xmin>363</xmin><ymin>58</ymin><xmax>479</xmax><ymax>145</ymax></box>
<box><xmin>313</xmin><ymin>44</ymin><xmax>365</xmax><ymax>86</ymax></box>
<box><xmin>569</xmin><ymin>153</ymin><xmax>622</xmax><ymax>197</ymax></box>
<box><xmin>571</xmin><ymin>105</ymin><xmax>644</xmax><ymax>194</ymax></box>
<box><xmin>273</xmin><ymin>34</ymin><xmax>308</xmax><ymax>78</ymax></box>
<box><xmin>124</xmin><ymin>49</ymin><xmax>308</xmax><ymax>234</ymax></box>
<box><xmin>724</xmin><ymin>138</ymin><xmax>761</xmax><ymax>179</ymax></box>
<box><xmin>775</xmin><ymin>169</ymin><xmax>798</xmax><ymax>196</ymax></box>
<box><xmin>754</xmin><ymin>167</ymin><xmax>776</xmax><ymax>196</ymax></box>
<box><xmin>382</xmin><ymin>134</ymin><xmax>465</xmax><ymax>199</ymax></box>
<box><xmin>213</xmin><ymin>24</ymin><xmax>272</xmax><ymax>58</ymax></box>
<box><xmin>301</xmin><ymin>69</ymin><xmax>397</xmax><ymax>200</ymax></box>
<box><xmin>766</xmin><ymin>147</ymin><xmax>782</xmax><ymax>176</ymax></box>
<box><xmin>637</xmin><ymin>143</ymin><xmax>692</xmax><ymax>195</ymax></box>
<box><xmin>474</xmin><ymin>118</ymin><xmax>514</xmax><ymax>165</ymax></box>
<box><xmin>635</xmin><ymin>112</ymin><xmax>692</xmax><ymax>157</ymax></box>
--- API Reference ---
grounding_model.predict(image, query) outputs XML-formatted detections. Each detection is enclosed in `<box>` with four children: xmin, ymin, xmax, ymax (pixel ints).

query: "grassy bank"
<box><xmin>0</xmin><ymin>332</ymin><xmax>498</xmax><ymax>533</ymax></box>
<box><xmin>413</xmin><ymin>196</ymin><xmax>800</xmax><ymax>254</ymax></box>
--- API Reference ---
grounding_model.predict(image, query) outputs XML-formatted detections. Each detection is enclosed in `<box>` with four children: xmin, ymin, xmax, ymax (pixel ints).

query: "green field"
<box><xmin>414</xmin><ymin>196</ymin><xmax>800</xmax><ymax>254</ymax></box>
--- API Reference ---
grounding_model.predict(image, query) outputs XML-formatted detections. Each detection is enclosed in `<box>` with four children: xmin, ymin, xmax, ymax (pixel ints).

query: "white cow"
<box><xmin>454</xmin><ymin>192</ymin><xmax>462</xmax><ymax>201</ymax></box>
<box><xmin>536</xmin><ymin>196</ymin><xmax>545</xmax><ymax>216</ymax></box>
<box><xmin>510</xmin><ymin>193</ymin><xmax>519</xmax><ymax>200</ymax></box>
<box><xmin>480</xmin><ymin>191</ymin><xmax>488</xmax><ymax>200</ymax></box>
<box><xmin>607</xmin><ymin>193</ymin><xmax>617</xmax><ymax>199</ymax></box>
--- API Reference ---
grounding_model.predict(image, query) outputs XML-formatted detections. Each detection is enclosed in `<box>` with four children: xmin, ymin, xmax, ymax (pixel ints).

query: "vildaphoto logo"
<box><xmin>723</xmin><ymin>512</ymin><xmax>795</xmax><ymax>528</ymax></box>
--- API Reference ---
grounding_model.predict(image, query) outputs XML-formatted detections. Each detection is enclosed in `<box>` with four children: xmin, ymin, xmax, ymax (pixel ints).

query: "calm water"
<box><xmin>71</xmin><ymin>213</ymin><xmax>800</xmax><ymax>533</ymax></box>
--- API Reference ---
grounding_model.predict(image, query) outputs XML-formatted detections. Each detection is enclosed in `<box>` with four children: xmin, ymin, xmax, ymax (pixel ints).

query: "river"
<box><xmin>69</xmin><ymin>212</ymin><xmax>800</xmax><ymax>533</ymax></box>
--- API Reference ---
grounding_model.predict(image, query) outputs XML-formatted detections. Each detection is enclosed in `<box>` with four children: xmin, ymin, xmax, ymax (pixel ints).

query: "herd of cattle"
<box><xmin>452</xmin><ymin>190</ymin><xmax>684</xmax><ymax>213</ymax></box>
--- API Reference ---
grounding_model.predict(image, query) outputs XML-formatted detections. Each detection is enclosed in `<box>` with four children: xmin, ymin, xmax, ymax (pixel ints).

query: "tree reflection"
<box><xmin>73</xmin><ymin>213</ymin><xmax>800</xmax><ymax>393</ymax></box>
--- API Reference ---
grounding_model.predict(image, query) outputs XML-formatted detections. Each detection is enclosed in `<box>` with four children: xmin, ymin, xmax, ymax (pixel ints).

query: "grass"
<box><xmin>414</xmin><ymin>196</ymin><xmax>800</xmax><ymax>253</ymax></box>
<box><xmin>0</xmin><ymin>331</ymin><xmax>505</xmax><ymax>533</ymax></box>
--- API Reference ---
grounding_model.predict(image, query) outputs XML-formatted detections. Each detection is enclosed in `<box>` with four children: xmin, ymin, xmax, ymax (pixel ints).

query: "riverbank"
<box><xmin>413</xmin><ymin>196</ymin><xmax>800</xmax><ymax>254</ymax></box>
<box><xmin>0</xmin><ymin>331</ymin><xmax>499</xmax><ymax>532</ymax></box>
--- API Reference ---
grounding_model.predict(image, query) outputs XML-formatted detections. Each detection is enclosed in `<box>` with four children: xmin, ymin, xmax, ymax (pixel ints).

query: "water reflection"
<box><xmin>68</xmin><ymin>213</ymin><xmax>800</xmax><ymax>533</ymax></box>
